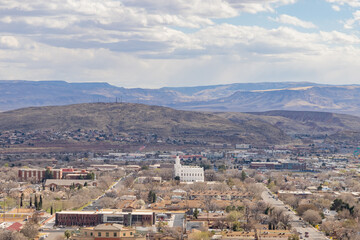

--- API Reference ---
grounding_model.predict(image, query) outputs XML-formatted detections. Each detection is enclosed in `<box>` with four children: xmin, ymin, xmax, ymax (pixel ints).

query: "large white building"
<box><xmin>174</xmin><ymin>156</ymin><xmax>204</xmax><ymax>182</ymax></box>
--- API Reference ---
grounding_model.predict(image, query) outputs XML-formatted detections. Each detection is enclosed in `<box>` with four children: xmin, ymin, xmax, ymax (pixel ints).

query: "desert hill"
<box><xmin>0</xmin><ymin>103</ymin><xmax>289</xmax><ymax>144</ymax></box>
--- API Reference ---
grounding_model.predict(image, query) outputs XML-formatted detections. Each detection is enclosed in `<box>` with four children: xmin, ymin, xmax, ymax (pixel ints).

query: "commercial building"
<box><xmin>249</xmin><ymin>162</ymin><xmax>306</xmax><ymax>171</ymax></box>
<box><xmin>89</xmin><ymin>164</ymin><xmax>119</xmax><ymax>171</ymax></box>
<box><xmin>55</xmin><ymin>210</ymin><xmax>155</xmax><ymax>227</ymax></box>
<box><xmin>19</xmin><ymin>167</ymin><xmax>92</xmax><ymax>183</ymax></box>
<box><xmin>18</xmin><ymin>168</ymin><xmax>62</xmax><ymax>182</ymax></box>
<box><xmin>45</xmin><ymin>179</ymin><xmax>97</xmax><ymax>190</ymax></box>
<box><xmin>174</xmin><ymin>156</ymin><xmax>204</xmax><ymax>182</ymax></box>
<box><xmin>71</xmin><ymin>223</ymin><xmax>144</xmax><ymax>240</ymax></box>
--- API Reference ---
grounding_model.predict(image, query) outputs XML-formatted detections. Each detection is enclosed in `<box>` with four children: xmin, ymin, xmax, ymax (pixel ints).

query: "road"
<box><xmin>261</xmin><ymin>189</ymin><xmax>328</xmax><ymax>240</ymax></box>
<box><xmin>173</xmin><ymin>214</ymin><xmax>184</xmax><ymax>228</ymax></box>
<box><xmin>82</xmin><ymin>173</ymin><xmax>132</xmax><ymax>211</ymax></box>
<box><xmin>41</xmin><ymin>173</ymin><xmax>133</xmax><ymax>239</ymax></box>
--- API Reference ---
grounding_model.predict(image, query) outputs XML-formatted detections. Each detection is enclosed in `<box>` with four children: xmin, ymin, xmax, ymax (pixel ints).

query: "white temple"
<box><xmin>174</xmin><ymin>156</ymin><xmax>204</xmax><ymax>182</ymax></box>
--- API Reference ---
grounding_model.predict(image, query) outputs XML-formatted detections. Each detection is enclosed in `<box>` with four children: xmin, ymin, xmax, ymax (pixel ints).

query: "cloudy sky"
<box><xmin>1</xmin><ymin>0</ymin><xmax>360</xmax><ymax>88</ymax></box>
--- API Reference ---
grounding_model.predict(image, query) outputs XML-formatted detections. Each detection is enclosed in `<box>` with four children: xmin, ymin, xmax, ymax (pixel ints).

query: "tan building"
<box><xmin>71</xmin><ymin>223</ymin><xmax>144</xmax><ymax>240</ymax></box>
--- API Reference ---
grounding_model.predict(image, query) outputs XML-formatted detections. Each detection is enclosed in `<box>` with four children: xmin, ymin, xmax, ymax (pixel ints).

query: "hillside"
<box><xmin>217</xmin><ymin>110</ymin><xmax>360</xmax><ymax>137</ymax></box>
<box><xmin>0</xmin><ymin>103</ymin><xmax>290</xmax><ymax>144</ymax></box>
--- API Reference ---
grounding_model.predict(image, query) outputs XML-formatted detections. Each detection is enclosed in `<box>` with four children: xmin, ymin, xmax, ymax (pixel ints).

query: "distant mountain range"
<box><xmin>0</xmin><ymin>80</ymin><xmax>360</xmax><ymax>116</ymax></box>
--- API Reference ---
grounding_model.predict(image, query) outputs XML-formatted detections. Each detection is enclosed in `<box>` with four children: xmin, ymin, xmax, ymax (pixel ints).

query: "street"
<box><xmin>82</xmin><ymin>173</ymin><xmax>132</xmax><ymax>211</ymax></box>
<box><xmin>261</xmin><ymin>189</ymin><xmax>328</xmax><ymax>240</ymax></box>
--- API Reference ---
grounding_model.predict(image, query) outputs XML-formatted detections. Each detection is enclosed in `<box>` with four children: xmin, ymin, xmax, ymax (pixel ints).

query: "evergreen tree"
<box><xmin>147</xmin><ymin>190</ymin><xmax>156</xmax><ymax>203</ymax></box>
<box><xmin>39</xmin><ymin>195</ymin><xmax>43</xmax><ymax>210</ymax></box>
<box><xmin>44</xmin><ymin>168</ymin><xmax>53</xmax><ymax>180</ymax></box>
<box><xmin>34</xmin><ymin>195</ymin><xmax>38</xmax><ymax>210</ymax></box>
<box><xmin>64</xmin><ymin>230</ymin><xmax>71</xmax><ymax>239</ymax></box>
<box><xmin>29</xmin><ymin>196</ymin><xmax>32</xmax><ymax>207</ymax></box>
<box><xmin>240</xmin><ymin>170</ymin><xmax>247</xmax><ymax>181</ymax></box>
<box><xmin>20</xmin><ymin>193</ymin><xmax>24</xmax><ymax>208</ymax></box>
<box><xmin>193</xmin><ymin>208</ymin><xmax>199</xmax><ymax>219</ymax></box>
<box><xmin>50</xmin><ymin>206</ymin><xmax>53</xmax><ymax>215</ymax></box>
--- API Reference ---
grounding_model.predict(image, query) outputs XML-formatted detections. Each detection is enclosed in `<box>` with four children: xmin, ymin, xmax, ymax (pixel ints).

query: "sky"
<box><xmin>1</xmin><ymin>0</ymin><xmax>360</xmax><ymax>88</ymax></box>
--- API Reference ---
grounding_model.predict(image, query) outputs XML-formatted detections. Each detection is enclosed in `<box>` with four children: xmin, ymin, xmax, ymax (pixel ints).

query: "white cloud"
<box><xmin>332</xmin><ymin>5</ymin><xmax>341</xmax><ymax>11</ymax></box>
<box><xmin>271</xmin><ymin>14</ymin><xmax>317</xmax><ymax>29</ymax></box>
<box><xmin>0</xmin><ymin>0</ymin><xmax>360</xmax><ymax>88</ymax></box>
<box><xmin>326</xmin><ymin>0</ymin><xmax>360</xmax><ymax>7</ymax></box>
<box><xmin>0</xmin><ymin>36</ymin><xmax>20</xmax><ymax>49</ymax></box>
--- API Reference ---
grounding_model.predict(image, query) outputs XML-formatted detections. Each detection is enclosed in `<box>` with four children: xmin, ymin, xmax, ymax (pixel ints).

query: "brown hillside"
<box><xmin>0</xmin><ymin>103</ymin><xmax>290</xmax><ymax>144</ymax></box>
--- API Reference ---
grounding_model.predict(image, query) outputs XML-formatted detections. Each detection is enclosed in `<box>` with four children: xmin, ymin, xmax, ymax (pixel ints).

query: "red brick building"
<box><xmin>18</xmin><ymin>168</ymin><xmax>62</xmax><ymax>182</ymax></box>
<box><xmin>56</xmin><ymin>210</ymin><xmax>155</xmax><ymax>227</ymax></box>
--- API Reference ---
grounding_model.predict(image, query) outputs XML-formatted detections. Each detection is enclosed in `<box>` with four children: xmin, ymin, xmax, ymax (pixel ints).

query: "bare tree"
<box><xmin>123</xmin><ymin>176</ymin><xmax>135</xmax><ymax>188</ymax></box>
<box><xmin>302</xmin><ymin>210</ymin><xmax>322</xmax><ymax>225</ymax></box>
<box><xmin>0</xmin><ymin>229</ymin><xmax>27</xmax><ymax>240</ymax></box>
<box><xmin>99</xmin><ymin>197</ymin><xmax>116</xmax><ymax>208</ymax></box>
<box><xmin>98</xmin><ymin>176</ymin><xmax>113</xmax><ymax>190</ymax></box>
<box><xmin>20</xmin><ymin>223</ymin><xmax>39</xmax><ymax>239</ymax></box>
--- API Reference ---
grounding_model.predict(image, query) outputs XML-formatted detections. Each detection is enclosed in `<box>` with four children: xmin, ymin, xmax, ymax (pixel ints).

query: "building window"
<box><xmin>85</xmin><ymin>232</ymin><xmax>87</xmax><ymax>236</ymax></box>
<box><xmin>114</xmin><ymin>233</ymin><xmax>117</xmax><ymax>237</ymax></box>
<box><xmin>98</xmin><ymin>232</ymin><xmax>101</xmax><ymax>237</ymax></box>
<box><xmin>106</xmin><ymin>232</ymin><xmax>109</xmax><ymax>237</ymax></box>
<box><xmin>123</xmin><ymin>233</ymin><xmax>126</xmax><ymax>236</ymax></box>
<box><xmin>130</xmin><ymin>232</ymin><xmax>133</xmax><ymax>235</ymax></box>
<box><xmin>90</xmin><ymin>232</ymin><xmax>93</xmax><ymax>236</ymax></box>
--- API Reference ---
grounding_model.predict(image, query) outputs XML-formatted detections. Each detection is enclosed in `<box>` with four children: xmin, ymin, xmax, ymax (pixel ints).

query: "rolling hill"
<box><xmin>0</xmin><ymin>103</ymin><xmax>290</xmax><ymax>144</ymax></box>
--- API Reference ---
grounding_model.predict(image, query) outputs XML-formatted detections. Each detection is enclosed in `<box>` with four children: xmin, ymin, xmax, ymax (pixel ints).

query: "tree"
<box><xmin>29</xmin><ymin>196</ymin><xmax>32</xmax><ymax>208</ymax></box>
<box><xmin>34</xmin><ymin>195</ymin><xmax>38</xmax><ymax>210</ymax></box>
<box><xmin>203</xmin><ymin>196</ymin><xmax>218</xmax><ymax>221</ymax></box>
<box><xmin>38</xmin><ymin>195</ymin><xmax>42</xmax><ymax>210</ymax></box>
<box><xmin>232</xmin><ymin>221</ymin><xmax>243</xmax><ymax>231</ymax></box>
<box><xmin>174</xmin><ymin>176</ymin><xmax>180</xmax><ymax>181</ymax></box>
<box><xmin>148</xmin><ymin>190</ymin><xmax>156</xmax><ymax>203</ymax></box>
<box><xmin>0</xmin><ymin>229</ymin><xmax>27</xmax><ymax>240</ymax></box>
<box><xmin>330</xmin><ymin>198</ymin><xmax>354</xmax><ymax>215</ymax></box>
<box><xmin>20</xmin><ymin>193</ymin><xmax>24</xmax><ymax>208</ymax></box>
<box><xmin>86</xmin><ymin>172</ymin><xmax>95</xmax><ymax>180</ymax></box>
<box><xmin>20</xmin><ymin>222</ymin><xmax>39</xmax><ymax>239</ymax></box>
<box><xmin>99</xmin><ymin>197</ymin><xmax>116</xmax><ymax>208</ymax></box>
<box><xmin>302</xmin><ymin>210</ymin><xmax>322</xmax><ymax>225</ymax></box>
<box><xmin>188</xmin><ymin>231</ymin><xmax>211</xmax><ymax>240</ymax></box>
<box><xmin>30</xmin><ymin>212</ymin><xmax>40</xmax><ymax>224</ymax></box>
<box><xmin>241</xmin><ymin>170</ymin><xmax>247</xmax><ymax>181</ymax></box>
<box><xmin>296</xmin><ymin>204</ymin><xmax>318</xmax><ymax>216</ymax></box>
<box><xmin>226</xmin><ymin>211</ymin><xmax>243</xmax><ymax>230</ymax></box>
<box><xmin>123</xmin><ymin>176</ymin><xmax>135</xmax><ymax>188</ymax></box>
<box><xmin>64</xmin><ymin>230</ymin><xmax>71</xmax><ymax>239</ymax></box>
<box><xmin>288</xmin><ymin>234</ymin><xmax>300</xmax><ymax>240</ymax></box>
<box><xmin>44</xmin><ymin>168</ymin><xmax>53</xmax><ymax>180</ymax></box>
<box><xmin>193</xmin><ymin>208</ymin><xmax>199</xmax><ymax>219</ymax></box>
<box><xmin>50</xmin><ymin>206</ymin><xmax>53</xmax><ymax>215</ymax></box>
